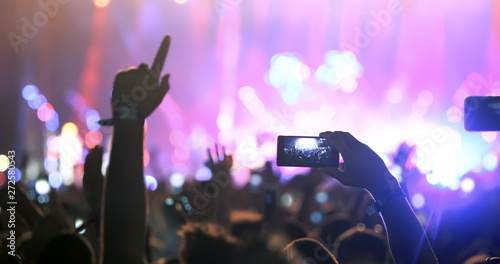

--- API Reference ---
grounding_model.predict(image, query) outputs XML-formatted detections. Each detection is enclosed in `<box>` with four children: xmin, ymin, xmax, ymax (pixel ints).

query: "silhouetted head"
<box><xmin>178</xmin><ymin>222</ymin><xmax>241</xmax><ymax>264</ymax></box>
<box><xmin>284</xmin><ymin>238</ymin><xmax>339</xmax><ymax>264</ymax></box>
<box><xmin>230</xmin><ymin>210</ymin><xmax>264</xmax><ymax>243</ymax></box>
<box><xmin>334</xmin><ymin>227</ymin><xmax>388</xmax><ymax>264</ymax></box>
<box><xmin>0</xmin><ymin>250</ymin><xmax>22</xmax><ymax>264</ymax></box>
<box><xmin>284</xmin><ymin>217</ymin><xmax>309</xmax><ymax>242</ymax></box>
<box><xmin>36</xmin><ymin>233</ymin><xmax>94</xmax><ymax>264</ymax></box>
<box><xmin>317</xmin><ymin>213</ymin><xmax>352</xmax><ymax>250</ymax></box>
<box><xmin>178</xmin><ymin>222</ymin><xmax>288</xmax><ymax>264</ymax></box>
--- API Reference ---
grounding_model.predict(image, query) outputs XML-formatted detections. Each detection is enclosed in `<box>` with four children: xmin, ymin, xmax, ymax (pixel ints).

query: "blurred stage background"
<box><xmin>0</xmin><ymin>0</ymin><xmax>500</xmax><ymax>259</ymax></box>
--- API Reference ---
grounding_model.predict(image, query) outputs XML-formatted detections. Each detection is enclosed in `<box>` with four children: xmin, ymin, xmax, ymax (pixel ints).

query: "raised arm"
<box><xmin>102</xmin><ymin>36</ymin><xmax>171</xmax><ymax>264</ymax></box>
<box><xmin>319</xmin><ymin>131</ymin><xmax>438</xmax><ymax>264</ymax></box>
<box><xmin>82</xmin><ymin>146</ymin><xmax>105</xmax><ymax>264</ymax></box>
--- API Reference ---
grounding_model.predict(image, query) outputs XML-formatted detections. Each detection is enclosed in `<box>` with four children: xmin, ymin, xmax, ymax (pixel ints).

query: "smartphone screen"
<box><xmin>276</xmin><ymin>136</ymin><xmax>339</xmax><ymax>167</ymax></box>
<box><xmin>464</xmin><ymin>96</ymin><xmax>500</xmax><ymax>131</ymax></box>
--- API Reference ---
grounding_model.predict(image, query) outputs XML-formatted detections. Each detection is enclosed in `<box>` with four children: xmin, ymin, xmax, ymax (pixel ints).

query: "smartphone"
<box><xmin>277</xmin><ymin>136</ymin><xmax>339</xmax><ymax>167</ymax></box>
<box><xmin>464</xmin><ymin>96</ymin><xmax>500</xmax><ymax>131</ymax></box>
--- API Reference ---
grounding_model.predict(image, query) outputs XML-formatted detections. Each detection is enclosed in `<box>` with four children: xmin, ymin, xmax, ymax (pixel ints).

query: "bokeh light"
<box><xmin>145</xmin><ymin>175</ymin><xmax>158</xmax><ymax>191</ymax></box>
<box><xmin>173</xmin><ymin>0</ymin><xmax>188</xmax><ymax>4</ymax></box>
<box><xmin>481</xmin><ymin>132</ymin><xmax>497</xmax><ymax>143</ymax></box>
<box><xmin>249</xmin><ymin>174</ymin><xmax>263</xmax><ymax>187</ymax></box>
<box><xmin>27</xmin><ymin>94</ymin><xmax>46</xmax><ymax>109</ymax></box>
<box><xmin>238</xmin><ymin>86</ymin><xmax>256</xmax><ymax>102</ymax></box>
<box><xmin>22</xmin><ymin>85</ymin><xmax>39</xmax><ymax>100</ymax></box>
<box><xmin>48</xmin><ymin>171</ymin><xmax>63</xmax><ymax>189</ymax></box>
<box><xmin>356</xmin><ymin>223</ymin><xmax>366</xmax><ymax>232</ymax></box>
<box><xmin>315</xmin><ymin>192</ymin><xmax>329</xmax><ymax>204</ymax></box>
<box><xmin>46</xmin><ymin>112</ymin><xmax>60</xmax><ymax>131</ymax></box>
<box><xmin>280</xmin><ymin>193</ymin><xmax>293</xmax><ymax>207</ymax></box>
<box><xmin>165</xmin><ymin>198</ymin><xmax>174</xmax><ymax>206</ymax></box>
<box><xmin>35</xmin><ymin>179</ymin><xmax>51</xmax><ymax>195</ymax></box>
<box><xmin>460</xmin><ymin>178</ymin><xmax>475</xmax><ymax>193</ymax></box>
<box><xmin>62</xmin><ymin>122</ymin><xmax>79</xmax><ymax>135</ymax></box>
<box><xmin>93</xmin><ymin>0</ymin><xmax>110</xmax><ymax>8</ymax></box>
<box><xmin>0</xmin><ymin>155</ymin><xmax>9</xmax><ymax>172</ymax></box>
<box><xmin>169</xmin><ymin>172</ymin><xmax>185</xmax><ymax>188</ymax></box>
<box><xmin>310</xmin><ymin>211</ymin><xmax>322</xmax><ymax>224</ymax></box>
<box><xmin>482</xmin><ymin>152</ymin><xmax>498</xmax><ymax>171</ymax></box>
<box><xmin>411</xmin><ymin>193</ymin><xmax>425</xmax><ymax>209</ymax></box>
<box><xmin>216</xmin><ymin>112</ymin><xmax>233</xmax><ymax>130</ymax></box>
<box><xmin>37</xmin><ymin>102</ymin><xmax>55</xmax><ymax>121</ymax></box>
<box><xmin>426</xmin><ymin>172</ymin><xmax>440</xmax><ymax>185</ymax></box>
<box><xmin>0</xmin><ymin>171</ymin><xmax>6</xmax><ymax>187</ymax></box>
<box><xmin>85</xmin><ymin>109</ymin><xmax>101</xmax><ymax>131</ymax></box>
<box><xmin>13</xmin><ymin>168</ymin><xmax>22</xmax><ymax>182</ymax></box>
<box><xmin>316</xmin><ymin>50</ymin><xmax>363</xmax><ymax>93</ymax></box>
<box><xmin>195</xmin><ymin>166</ymin><xmax>212</xmax><ymax>181</ymax></box>
<box><xmin>85</xmin><ymin>131</ymin><xmax>103</xmax><ymax>149</ymax></box>
<box><xmin>44</xmin><ymin>156</ymin><xmax>59</xmax><ymax>173</ymax></box>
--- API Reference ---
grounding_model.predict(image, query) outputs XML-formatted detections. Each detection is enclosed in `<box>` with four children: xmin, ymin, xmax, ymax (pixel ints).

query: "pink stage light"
<box><xmin>37</xmin><ymin>103</ymin><xmax>55</xmax><ymax>122</ymax></box>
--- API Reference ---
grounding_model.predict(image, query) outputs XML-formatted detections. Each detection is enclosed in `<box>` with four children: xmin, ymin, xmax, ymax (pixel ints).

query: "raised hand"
<box><xmin>206</xmin><ymin>144</ymin><xmax>233</xmax><ymax>173</ymax></box>
<box><xmin>103</xmin><ymin>36</ymin><xmax>172</xmax><ymax>264</ymax></box>
<box><xmin>111</xmin><ymin>35</ymin><xmax>171</xmax><ymax>121</ymax></box>
<box><xmin>319</xmin><ymin>131</ymin><xmax>398</xmax><ymax>198</ymax></box>
<box><xmin>83</xmin><ymin>146</ymin><xmax>104</xmax><ymax>214</ymax></box>
<box><xmin>320</xmin><ymin>131</ymin><xmax>438</xmax><ymax>264</ymax></box>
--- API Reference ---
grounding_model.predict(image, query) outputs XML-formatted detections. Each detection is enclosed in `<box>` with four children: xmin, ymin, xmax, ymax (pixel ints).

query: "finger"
<box><xmin>207</xmin><ymin>148</ymin><xmax>214</xmax><ymax>166</ymax></box>
<box><xmin>151</xmin><ymin>35</ymin><xmax>171</xmax><ymax>80</ymax></box>
<box><xmin>323</xmin><ymin>136</ymin><xmax>350</xmax><ymax>157</ymax></box>
<box><xmin>335</xmin><ymin>131</ymin><xmax>361</xmax><ymax>148</ymax></box>
<box><xmin>215</xmin><ymin>144</ymin><xmax>220</xmax><ymax>161</ymax></box>
<box><xmin>319</xmin><ymin>131</ymin><xmax>334</xmax><ymax>138</ymax></box>
<box><xmin>138</xmin><ymin>63</ymin><xmax>148</xmax><ymax>71</ymax></box>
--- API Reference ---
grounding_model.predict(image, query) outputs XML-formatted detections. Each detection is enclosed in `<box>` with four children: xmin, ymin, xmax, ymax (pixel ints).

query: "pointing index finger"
<box><xmin>151</xmin><ymin>35</ymin><xmax>171</xmax><ymax>80</ymax></box>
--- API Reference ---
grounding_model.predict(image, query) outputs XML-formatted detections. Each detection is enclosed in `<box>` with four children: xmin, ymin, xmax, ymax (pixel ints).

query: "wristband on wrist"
<box><xmin>366</xmin><ymin>187</ymin><xmax>405</xmax><ymax>216</ymax></box>
<box><xmin>98</xmin><ymin>107</ymin><xmax>145</xmax><ymax>126</ymax></box>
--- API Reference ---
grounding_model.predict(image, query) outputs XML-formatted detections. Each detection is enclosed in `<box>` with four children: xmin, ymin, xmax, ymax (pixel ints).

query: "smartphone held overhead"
<box><xmin>276</xmin><ymin>136</ymin><xmax>339</xmax><ymax>167</ymax></box>
<box><xmin>464</xmin><ymin>96</ymin><xmax>500</xmax><ymax>131</ymax></box>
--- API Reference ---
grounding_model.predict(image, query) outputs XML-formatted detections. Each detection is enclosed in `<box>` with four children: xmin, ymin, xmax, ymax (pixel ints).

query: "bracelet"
<box><xmin>366</xmin><ymin>187</ymin><xmax>405</xmax><ymax>216</ymax></box>
<box><xmin>98</xmin><ymin>107</ymin><xmax>145</xmax><ymax>126</ymax></box>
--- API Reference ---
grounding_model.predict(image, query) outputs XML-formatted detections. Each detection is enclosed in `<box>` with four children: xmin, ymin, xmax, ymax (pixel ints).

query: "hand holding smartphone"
<box><xmin>276</xmin><ymin>136</ymin><xmax>339</xmax><ymax>167</ymax></box>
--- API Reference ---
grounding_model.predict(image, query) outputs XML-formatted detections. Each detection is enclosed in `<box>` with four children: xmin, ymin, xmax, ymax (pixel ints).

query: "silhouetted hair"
<box><xmin>285</xmin><ymin>217</ymin><xmax>309</xmax><ymax>242</ymax></box>
<box><xmin>178</xmin><ymin>222</ymin><xmax>241</xmax><ymax>264</ymax></box>
<box><xmin>230</xmin><ymin>210</ymin><xmax>264</xmax><ymax>243</ymax></box>
<box><xmin>36</xmin><ymin>233</ymin><xmax>94</xmax><ymax>264</ymax></box>
<box><xmin>284</xmin><ymin>238</ymin><xmax>339</xmax><ymax>264</ymax></box>
<box><xmin>317</xmin><ymin>213</ymin><xmax>352</xmax><ymax>250</ymax></box>
<box><xmin>334</xmin><ymin>227</ymin><xmax>388</xmax><ymax>264</ymax></box>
